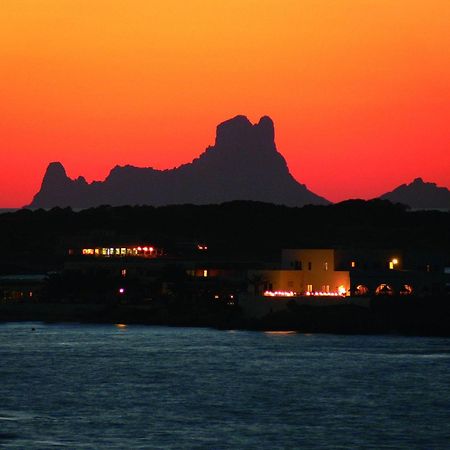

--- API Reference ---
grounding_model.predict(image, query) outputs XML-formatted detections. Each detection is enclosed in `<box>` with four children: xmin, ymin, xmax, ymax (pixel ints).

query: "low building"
<box><xmin>64</xmin><ymin>242</ymin><xmax>250</xmax><ymax>303</ymax></box>
<box><xmin>242</xmin><ymin>247</ymin><xmax>448</xmax><ymax>318</ymax></box>
<box><xmin>0</xmin><ymin>274</ymin><xmax>47</xmax><ymax>302</ymax></box>
<box><xmin>253</xmin><ymin>248</ymin><xmax>446</xmax><ymax>298</ymax></box>
<box><xmin>250</xmin><ymin>249</ymin><xmax>350</xmax><ymax>297</ymax></box>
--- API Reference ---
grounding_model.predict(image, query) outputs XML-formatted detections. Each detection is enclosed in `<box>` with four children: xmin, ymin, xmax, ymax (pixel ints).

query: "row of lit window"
<box><xmin>263</xmin><ymin>287</ymin><xmax>347</xmax><ymax>297</ymax></box>
<box><xmin>262</xmin><ymin>283</ymin><xmax>413</xmax><ymax>298</ymax></box>
<box><xmin>290</xmin><ymin>260</ymin><xmax>401</xmax><ymax>270</ymax></box>
<box><xmin>186</xmin><ymin>269</ymin><xmax>209</xmax><ymax>277</ymax></box>
<box><xmin>351</xmin><ymin>259</ymin><xmax>400</xmax><ymax>269</ymax></box>
<box><xmin>368</xmin><ymin>283</ymin><xmax>412</xmax><ymax>295</ymax></box>
<box><xmin>82</xmin><ymin>246</ymin><xmax>157</xmax><ymax>257</ymax></box>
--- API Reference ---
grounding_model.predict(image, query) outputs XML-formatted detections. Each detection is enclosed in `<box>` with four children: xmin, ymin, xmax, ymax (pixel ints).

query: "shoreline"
<box><xmin>1</xmin><ymin>298</ymin><xmax>450</xmax><ymax>337</ymax></box>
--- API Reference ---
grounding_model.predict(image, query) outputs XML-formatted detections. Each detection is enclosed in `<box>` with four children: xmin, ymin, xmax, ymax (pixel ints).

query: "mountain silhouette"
<box><xmin>379</xmin><ymin>178</ymin><xmax>450</xmax><ymax>210</ymax></box>
<box><xmin>28</xmin><ymin>115</ymin><xmax>329</xmax><ymax>208</ymax></box>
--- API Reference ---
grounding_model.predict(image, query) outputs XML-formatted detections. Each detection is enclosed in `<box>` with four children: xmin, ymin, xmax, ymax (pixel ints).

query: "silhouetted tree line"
<box><xmin>0</xmin><ymin>200</ymin><xmax>449</xmax><ymax>273</ymax></box>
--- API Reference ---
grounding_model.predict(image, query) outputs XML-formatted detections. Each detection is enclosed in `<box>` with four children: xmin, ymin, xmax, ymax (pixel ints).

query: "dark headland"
<box><xmin>27</xmin><ymin>115</ymin><xmax>450</xmax><ymax>211</ymax></box>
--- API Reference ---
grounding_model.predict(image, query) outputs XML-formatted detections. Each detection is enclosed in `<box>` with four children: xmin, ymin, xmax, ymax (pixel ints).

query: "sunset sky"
<box><xmin>1</xmin><ymin>0</ymin><xmax>449</xmax><ymax>207</ymax></box>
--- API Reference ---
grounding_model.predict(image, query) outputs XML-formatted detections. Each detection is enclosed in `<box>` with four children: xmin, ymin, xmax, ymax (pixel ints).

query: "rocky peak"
<box><xmin>42</xmin><ymin>162</ymin><xmax>68</xmax><ymax>183</ymax></box>
<box><xmin>39</xmin><ymin>162</ymin><xmax>72</xmax><ymax>192</ymax></box>
<box><xmin>27</xmin><ymin>115</ymin><xmax>330</xmax><ymax>208</ymax></box>
<box><xmin>407</xmin><ymin>178</ymin><xmax>440</xmax><ymax>191</ymax></box>
<box><xmin>256</xmin><ymin>115</ymin><xmax>275</xmax><ymax>143</ymax></box>
<box><xmin>380</xmin><ymin>178</ymin><xmax>450</xmax><ymax>210</ymax></box>
<box><xmin>214</xmin><ymin>115</ymin><xmax>275</xmax><ymax>152</ymax></box>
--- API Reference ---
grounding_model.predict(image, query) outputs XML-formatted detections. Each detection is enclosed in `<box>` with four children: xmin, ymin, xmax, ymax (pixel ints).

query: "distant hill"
<box><xmin>28</xmin><ymin>115</ymin><xmax>329</xmax><ymax>209</ymax></box>
<box><xmin>379</xmin><ymin>178</ymin><xmax>450</xmax><ymax>210</ymax></box>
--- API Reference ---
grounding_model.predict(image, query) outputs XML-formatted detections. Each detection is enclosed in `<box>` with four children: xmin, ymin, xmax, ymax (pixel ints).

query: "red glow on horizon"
<box><xmin>0</xmin><ymin>1</ymin><xmax>449</xmax><ymax>207</ymax></box>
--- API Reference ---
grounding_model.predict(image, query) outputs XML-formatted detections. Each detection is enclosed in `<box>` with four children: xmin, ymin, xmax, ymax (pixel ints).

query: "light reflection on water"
<box><xmin>1</xmin><ymin>323</ymin><xmax>449</xmax><ymax>449</ymax></box>
<box><xmin>264</xmin><ymin>330</ymin><xmax>298</xmax><ymax>336</ymax></box>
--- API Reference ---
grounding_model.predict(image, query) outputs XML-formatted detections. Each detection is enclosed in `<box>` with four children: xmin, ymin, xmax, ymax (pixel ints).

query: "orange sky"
<box><xmin>1</xmin><ymin>0</ymin><xmax>449</xmax><ymax>207</ymax></box>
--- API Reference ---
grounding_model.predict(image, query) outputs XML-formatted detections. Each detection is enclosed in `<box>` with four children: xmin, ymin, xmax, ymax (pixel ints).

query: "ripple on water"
<box><xmin>0</xmin><ymin>324</ymin><xmax>449</xmax><ymax>449</ymax></box>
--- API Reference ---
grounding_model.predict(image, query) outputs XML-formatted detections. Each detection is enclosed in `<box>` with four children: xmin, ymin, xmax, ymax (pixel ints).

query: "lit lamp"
<box><xmin>389</xmin><ymin>258</ymin><xmax>399</xmax><ymax>270</ymax></box>
<box><xmin>337</xmin><ymin>285</ymin><xmax>347</xmax><ymax>296</ymax></box>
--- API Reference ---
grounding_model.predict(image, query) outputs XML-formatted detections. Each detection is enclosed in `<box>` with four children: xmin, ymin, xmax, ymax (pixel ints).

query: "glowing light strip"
<box><xmin>305</xmin><ymin>291</ymin><xmax>344</xmax><ymax>297</ymax></box>
<box><xmin>262</xmin><ymin>290</ymin><xmax>347</xmax><ymax>298</ymax></box>
<box><xmin>81</xmin><ymin>245</ymin><xmax>156</xmax><ymax>257</ymax></box>
<box><xmin>263</xmin><ymin>290</ymin><xmax>297</xmax><ymax>297</ymax></box>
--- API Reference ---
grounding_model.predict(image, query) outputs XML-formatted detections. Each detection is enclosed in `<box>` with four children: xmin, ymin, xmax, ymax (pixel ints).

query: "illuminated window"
<box><xmin>121</xmin><ymin>269</ymin><xmax>127</xmax><ymax>277</ymax></box>
<box><xmin>307</xmin><ymin>284</ymin><xmax>313</xmax><ymax>293</ymax></box>
<box><xmin>324</xmin><ymin>262</ymin><xmax>328</xmax><ymax>271</ymax></box>
<box><xmin>400</xmin><ymin>284</ymin><xmax>413</xmax><ymax>295</ymax></box>
<box><xmin>355</xmin><ymin>285</ymin><xmax>369</xmax><ymax>296</ymax></box>
<box><xmin>203</xmin><ymin>270</ymin><xmax>208</xmax><ymax>278</ymax></box>
<box><xmin>351</xmin><ymin>261</ymin><xmax>356</xmax><ymax>268</ymax></box>
<box><xmin>375</xmin><ymin>284</ymin><xmax>394</xmax><ymax>295</ymax></box>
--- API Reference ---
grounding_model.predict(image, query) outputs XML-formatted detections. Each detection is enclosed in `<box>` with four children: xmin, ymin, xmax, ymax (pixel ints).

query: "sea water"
<box><xmin>0</xmin><ymin>323</ymin><xmax>449</xmax><ymax>449</ymax></box>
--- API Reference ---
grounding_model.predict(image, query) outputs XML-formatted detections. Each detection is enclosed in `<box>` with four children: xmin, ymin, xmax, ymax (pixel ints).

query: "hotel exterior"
<box><xmin>249</xmin><ymin>248</ymin><xmax>445</xmax><ymax>298</ymax></box>
<box><xmin>249</xmin><ymin>248</ymin><xmax>356</xmax><ymax>298</ymax></box>
<box><xmin>57</xmin><ymin>244</ymin><xmax>448</xmax><ymax>309</ymax></box>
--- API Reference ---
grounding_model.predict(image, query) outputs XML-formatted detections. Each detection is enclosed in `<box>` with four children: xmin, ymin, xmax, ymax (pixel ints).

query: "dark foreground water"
<box><xmin>1</xmin><ymin>324</ymin><xmax>449</xmax><ymax>449</ymax></box>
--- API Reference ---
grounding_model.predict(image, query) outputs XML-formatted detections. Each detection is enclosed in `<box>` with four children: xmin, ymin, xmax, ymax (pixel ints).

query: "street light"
<box><xmin>389</xmin><ymin>258</ymin><xmax>399</xmax><ymax>270</ymax></box>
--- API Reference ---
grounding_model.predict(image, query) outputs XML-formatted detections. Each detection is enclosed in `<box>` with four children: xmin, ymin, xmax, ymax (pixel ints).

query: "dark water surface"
<box><xmin>1</xmin><ymin>323</ymin><xmax>449</xmax><ymax>449</ymax></box>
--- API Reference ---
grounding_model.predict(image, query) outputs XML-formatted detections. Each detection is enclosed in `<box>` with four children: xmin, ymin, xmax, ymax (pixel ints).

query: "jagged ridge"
<box><xmin>379</xmin><ymin>178</ymin><xmax>450</xmax><ymax>210</ymax></box>
<box><xmin>28</xmin><ymin>115</ymin><xmax>329</xmax><ymax>208</ymax></box>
